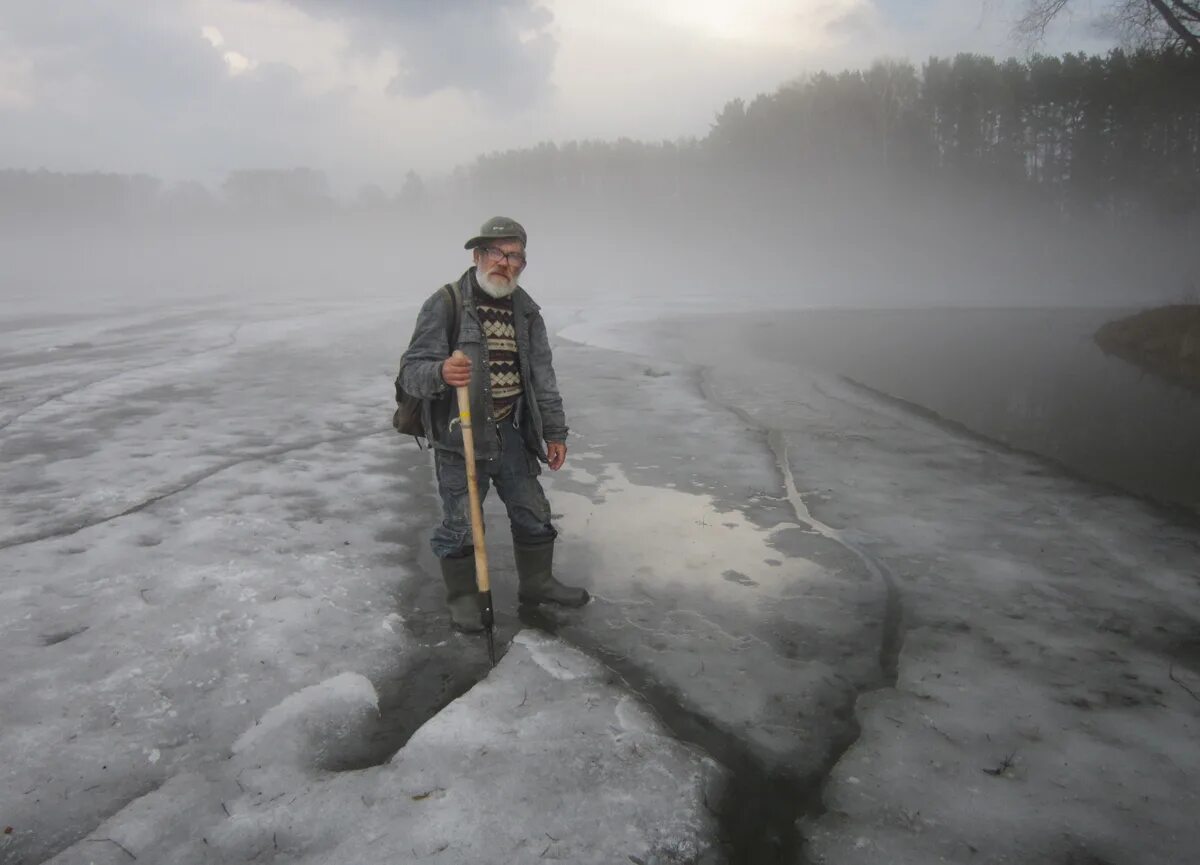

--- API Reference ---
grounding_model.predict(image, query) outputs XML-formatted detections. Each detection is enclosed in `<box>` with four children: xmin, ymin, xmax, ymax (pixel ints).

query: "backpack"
<box><xmin>393</xmin><ymin>284</ymin><xmax>462</xmax><ymax>441</ymax></box>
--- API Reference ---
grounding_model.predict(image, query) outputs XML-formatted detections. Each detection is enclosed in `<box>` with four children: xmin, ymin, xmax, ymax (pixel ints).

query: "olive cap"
<box><xmin>464</xmin><ymin>216</ymin><xmax>527</xmax><ymax>250</ymax></box>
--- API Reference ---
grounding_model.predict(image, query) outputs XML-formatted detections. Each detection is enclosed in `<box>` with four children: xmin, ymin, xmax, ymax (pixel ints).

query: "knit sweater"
<box><xmin>473</xmin><ymin>285</ymin><xmax>524</xmax><ymax>421</ymax></box>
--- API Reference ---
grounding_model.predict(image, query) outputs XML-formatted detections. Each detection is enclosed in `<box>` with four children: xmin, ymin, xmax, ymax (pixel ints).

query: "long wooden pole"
<box><xmin>452</xmin><ymin>350</ymin><xmax>495</xmax><ymax>664</ymax></box>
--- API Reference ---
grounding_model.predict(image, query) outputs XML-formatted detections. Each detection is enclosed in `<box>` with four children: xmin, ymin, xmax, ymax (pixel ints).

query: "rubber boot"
<box><xmin>439</xmin><ymin>553</ymin><xmax>483</xmax><ymax>632</ymax></box>
<box><xmin>514</xmin><ymin>540</ymin><xmax>589</xmax><ymax>607</ymax></box>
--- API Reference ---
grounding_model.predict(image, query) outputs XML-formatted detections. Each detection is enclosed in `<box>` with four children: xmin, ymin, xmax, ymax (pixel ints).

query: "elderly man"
<box><xmin>397</xmin><ymin>216</ymin><xmax>588</xmax><ymax>631</ymax></box>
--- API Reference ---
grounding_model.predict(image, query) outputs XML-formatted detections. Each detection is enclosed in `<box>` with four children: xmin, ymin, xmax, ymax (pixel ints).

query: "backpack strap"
<box><xmin>397</xmin><ymin>284</ymin><xmax>463</xmax><ymax>450</ymax></box>
<box><xmin>414</xmin><ymin>283</ymin><xmax>462</xmax><ymax>450</ymax></box>
<box><xmin>442</xmin><ymin>282</ymin><xmax>462</xmax><ymax>350</ymax></box>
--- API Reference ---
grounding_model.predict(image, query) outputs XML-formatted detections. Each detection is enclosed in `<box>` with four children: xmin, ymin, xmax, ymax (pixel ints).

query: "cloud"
<box><xmin>0</xmin><ymin>0</ymin><xmax>352</xmax><ymax>181</ymax></box>
<box><xmin>271</xmin><ymin>0</ymin><xmax>558</xmax><ymax>105</ymax></box>
<box><xmin>825</xmin><ymin>5</ymin><xmax>884</xmax><ymax>39</ymax></box>
<box><xmin>0</xmin><ymin>0</ymin><xmax>1117</xmax><ymax>188</ymax></box>
<box><xmin>0</xmin><ymin>46</ymin><xmax>35</xmax><ymax>111</ymax></box>
<box><xmin>199</xmin><ymin>24</ymin><xmax>256</xmax><ymax>75</ymax></box>
<box><xmin>201</xmin><ymin>25</ymin><xmax>226</xmax><ymax>48</ymax></box>
<box><xmin>1</xmin><ymin>1</ymin><xmax>225</xmax><ymax>115</ymax></box>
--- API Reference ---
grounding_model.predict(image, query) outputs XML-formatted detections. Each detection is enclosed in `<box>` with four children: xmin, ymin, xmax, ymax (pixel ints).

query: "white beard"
<box><xmin>475</xmin><ymin>266</ymin><xmax>517</xmax><ymax>299</ymax></box>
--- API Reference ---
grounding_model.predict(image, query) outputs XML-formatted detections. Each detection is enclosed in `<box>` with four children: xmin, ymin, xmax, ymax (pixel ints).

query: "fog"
<box><xmin>3</xmin><ymin>167</ymin><xmax>1196</xmax><ymax>319</ymax></box>
<box><xmin>3</xmin><ymin>198</ymin><xmax>1192</xmax><ymax>331</ymax></box>
<box><xmin>5</xmin><ymin>53</ymin><xmax>1199</xmax><ymax>316</ymax></box>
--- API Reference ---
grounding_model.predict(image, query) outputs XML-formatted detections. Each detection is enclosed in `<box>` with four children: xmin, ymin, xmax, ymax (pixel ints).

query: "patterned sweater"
<box><xmin>473</xmin><ymin>285</ymin><xmax>524</xmax><ymax>421</ymax></box>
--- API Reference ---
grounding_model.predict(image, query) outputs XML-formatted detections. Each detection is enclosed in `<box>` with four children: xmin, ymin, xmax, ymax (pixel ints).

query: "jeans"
<box><xmin>431</xmin><ymin>420</ymin><xmax>557</xmax><ymax>558</ymax></box>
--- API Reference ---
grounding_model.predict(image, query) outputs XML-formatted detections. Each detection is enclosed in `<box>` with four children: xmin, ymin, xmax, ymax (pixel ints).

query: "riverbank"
<box><xmin>1095</xmin><ymin>304</ymin><xmax>1200</xmax><ymax>393</ymax></box>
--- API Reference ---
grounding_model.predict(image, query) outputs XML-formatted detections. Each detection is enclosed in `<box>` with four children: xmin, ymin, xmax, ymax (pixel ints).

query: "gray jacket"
<box><xmin>398</xmin><ymin>268</ymin><xmax>568</xmax><ymax>462</ymax></box>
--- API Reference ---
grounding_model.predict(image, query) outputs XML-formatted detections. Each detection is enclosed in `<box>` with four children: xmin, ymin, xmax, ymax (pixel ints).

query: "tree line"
<box><xmin>4</xmin><ymin>49</ymin><xmax>1197</xmax><ymax>228</ymax></box>
<box><xmin>465</xmin><ymin>49</ymin><xmax>1200</xmax><ymax>223</ymax></box>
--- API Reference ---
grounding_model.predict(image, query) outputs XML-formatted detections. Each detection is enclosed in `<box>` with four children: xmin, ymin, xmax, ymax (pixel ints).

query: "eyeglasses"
<box><xmin>481</xmin><ymin>246</ymin><xmax>527</xmax><ymax>268</ymax></box>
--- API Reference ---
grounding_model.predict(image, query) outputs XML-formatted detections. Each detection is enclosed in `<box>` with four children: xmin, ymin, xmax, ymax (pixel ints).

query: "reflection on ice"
<box><xmin>556</xmin><ymin>462</ymin><xmax>820</xmax><ymax>607</ymax></box>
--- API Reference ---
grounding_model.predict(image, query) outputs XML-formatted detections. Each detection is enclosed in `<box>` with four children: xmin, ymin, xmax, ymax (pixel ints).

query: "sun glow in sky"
<box><xmin>657</xmin><ymin>0</ymin><xmax>775</xmax><ymax>41</ymax></box>
<box><xmin>649</xmin><ymin>0</ymin><xmax>871</xmax><ymax>45</ymax></box>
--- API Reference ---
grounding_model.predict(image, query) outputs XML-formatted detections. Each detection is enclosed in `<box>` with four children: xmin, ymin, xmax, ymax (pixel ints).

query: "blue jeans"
<box><xmin>431</xmin><ymin>421</ymin><xmax>557</xmax><ymax>558</ymax></box>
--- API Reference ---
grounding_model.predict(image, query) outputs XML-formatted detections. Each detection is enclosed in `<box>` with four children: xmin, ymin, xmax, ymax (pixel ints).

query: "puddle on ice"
<box><xmin>553</xmin><ymin>462</ymin><xmax>823</xmax><ymax>607</ymax></box>
<box><xmin>535</xmin><ymin>462</ymin><xmax>855</xmax><ymax>864</ymax></box>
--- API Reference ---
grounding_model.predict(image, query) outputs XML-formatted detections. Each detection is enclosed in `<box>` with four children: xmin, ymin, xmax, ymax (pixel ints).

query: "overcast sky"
<box><xmin>0</xmin><ymin>0</ymin><xmax>1112</xmax><ymax>192</ymax></box>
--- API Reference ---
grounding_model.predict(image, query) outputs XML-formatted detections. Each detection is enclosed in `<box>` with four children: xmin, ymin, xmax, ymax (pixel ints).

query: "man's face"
<box><xmin>474</xmin><ymin>238</ymin><xmax>526</xmax><ymax>289</ymax></box>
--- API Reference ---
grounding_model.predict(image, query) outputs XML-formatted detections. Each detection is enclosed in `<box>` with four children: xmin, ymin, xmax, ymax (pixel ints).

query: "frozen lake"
<box><xmin>564</xmin><ymin>306</ymin><xmax>1200</xmax><ymax>515</ymax></box>
<box><xmin>2</xmin><ymin>295</ymin><xmax>1198</xmax><ymax>864</ymax></box>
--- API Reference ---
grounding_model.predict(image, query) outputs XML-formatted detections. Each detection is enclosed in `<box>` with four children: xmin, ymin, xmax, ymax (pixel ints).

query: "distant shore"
<box><xmin>1094</xmin><ymin>305</ymin><xmax>1200</xmax><ymax>393</ymax></box>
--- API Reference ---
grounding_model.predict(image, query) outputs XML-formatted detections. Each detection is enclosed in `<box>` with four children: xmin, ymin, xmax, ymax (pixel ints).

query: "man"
<box><xmin>397</xmin><ymin>216</ymin><xmax>589</xmax><ymax>631</ymax></box>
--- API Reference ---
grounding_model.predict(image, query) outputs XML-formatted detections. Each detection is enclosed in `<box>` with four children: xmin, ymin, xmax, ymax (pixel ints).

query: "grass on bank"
<box><xmin>1095</xmin><ymin>305</ymin><xmax>1200</xmax><ymax>392</ymax></box>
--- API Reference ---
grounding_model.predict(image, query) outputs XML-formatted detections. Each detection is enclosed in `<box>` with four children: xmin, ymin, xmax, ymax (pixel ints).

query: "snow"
<box><xmin>41</xmin><ymin>632</ymin><xmax>724</xmax><ymax>865</ymax></box>
<box><xmin>231</xmin><ymin>671</ymin><xmax>379</xmax><ymax>766</ymax></box>
<box><xmin>3</xmin><ymin>293</ymin><xmax>1199</xmax><ymax>864</ymax></box>
<box><xmin>1</xmin><ymin>297</ymin><xmax>728</xmax><ymax>865</ymax></box>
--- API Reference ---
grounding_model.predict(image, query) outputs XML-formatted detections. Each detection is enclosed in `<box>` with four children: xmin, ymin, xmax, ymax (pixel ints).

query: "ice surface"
<box><xmin>1</xmin><ymin>298</ymin><xmax>733</xmax><ymax>865</ymax></box>
<box><xmin>1</xmin><ymin>301</ymin><xmax>427</xmax><ymax>863</ymax></box>
<box><xmin>232</xmin><ymin>671</ymin><xmax>379</xmax><ymax>768</ymax></box>
<box><xmin>5</xmin><ymin>296</ymin><xmax>1199</xmax><ymax>864</ymax></box>
<box><xmin>566</xmin><ymin>313</ymin><xmax>1200</xmax><ymax>864</ymax></box>
<box><xmin>41</xmin><ymin>631</ymin><xmax>724</xmax><ymax>865</ymax></box>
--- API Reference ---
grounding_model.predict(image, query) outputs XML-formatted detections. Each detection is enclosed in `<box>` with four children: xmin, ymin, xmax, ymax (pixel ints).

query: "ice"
<box><xmin>4</xmin><ymin>296</ymin><xmax>1199</xmax><ymax>864</ymax></box>
<box><xmin>566</xmin><ymin>312</ymin><xmax>1200</xmax><ymax>864</ymax></box>
<box><xmin>1</xmin><ymin>298</ymin><xmax>732</xmax><ymax>865</ymax></box>
<box><xmin>232</xmin><ymin>672</ymin><xmax>380</xmax><ymax>769</ymax></box>
<box><xmin>42</xmin><ymin>631</ymin><xmax>725</xmax><ymax>865</ymax></box>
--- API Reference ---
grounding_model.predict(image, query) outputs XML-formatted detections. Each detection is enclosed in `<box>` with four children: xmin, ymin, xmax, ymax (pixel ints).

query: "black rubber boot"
<box><xmin>439</xmin><ymin>553</ymin><xmax>483</xmax><ymax>632</ymax></box>
<box><xmin>514</xmin><ymin>541</ymin><xmax>589</xmax><ymax>607</ymax></box>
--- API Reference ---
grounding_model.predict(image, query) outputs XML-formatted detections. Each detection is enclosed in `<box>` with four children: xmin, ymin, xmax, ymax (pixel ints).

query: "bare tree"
<box><xmin>1015</xmin><ymin>0</ymin><xmax>1200</xmax><ymax>53</ymax></box>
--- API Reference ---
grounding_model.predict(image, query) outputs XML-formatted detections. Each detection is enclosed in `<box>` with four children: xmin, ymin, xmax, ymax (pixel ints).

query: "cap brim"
<box><xmin>465</xmin><ymin>235</ymin><xmax>523</xmax><ymax>250</ymax></box>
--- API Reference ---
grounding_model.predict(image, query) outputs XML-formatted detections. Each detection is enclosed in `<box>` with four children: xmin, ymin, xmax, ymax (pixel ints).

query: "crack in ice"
<box><xmin>0</xmin><ymin>425</ymin><xmax>392</xmax><ymax>551</ymax></box>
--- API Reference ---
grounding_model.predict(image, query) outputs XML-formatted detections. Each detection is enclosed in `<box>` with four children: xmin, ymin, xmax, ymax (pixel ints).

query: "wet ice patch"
<box><xmin>562</xmin><ymin>463</ymin><xmax>601</xmax><ymax>484</ymax></box>
<box><xmin>554</xmin><ymin>462</ymin><xmax>818</xmax><ymax>607</ymax></box>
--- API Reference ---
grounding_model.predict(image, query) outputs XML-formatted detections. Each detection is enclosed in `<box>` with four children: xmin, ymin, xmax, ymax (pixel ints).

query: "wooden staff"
<box><xmin>452</xmin><ymin>350</ymin><xmax>495</xmax><ymax>665</ymax></box>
